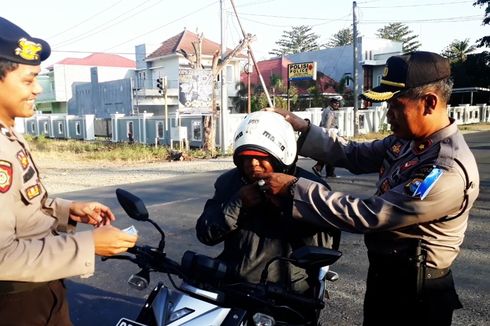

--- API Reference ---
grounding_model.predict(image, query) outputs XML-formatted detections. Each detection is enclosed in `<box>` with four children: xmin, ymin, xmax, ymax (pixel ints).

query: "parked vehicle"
<box><xmin>105</xmin><ymin>188</ymin><xmax>342</xmax><ymax>326</ymax></box>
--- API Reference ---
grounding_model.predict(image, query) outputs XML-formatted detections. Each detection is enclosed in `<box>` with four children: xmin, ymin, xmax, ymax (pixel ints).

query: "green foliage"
<box><xmin>269</xmin><ymin>25</ymin><xmax>321</xmax><ymax>56</ymax></box>
<box><xmin>376</xmin><ymin>22</ymin><xmax>421</xmax><ymax>53</ymax></box>
<box><xmin>473</xmin><ymin>0</ymin><xmax>490</xmax><ymax>48</ymax></box>
<box><xmin>325</xmin><ymin>27</ymin><xmax>353</xmax><ymax>48</ymax></box>
<box><xmin>441</xmin><ymin>39</ymin><xmax>477</xmax><ymax>63</ymax></box>
<box><xmin>451</xmin><ymin>51</ymin><xmax>490</xmax><ymax>88</ymax></box>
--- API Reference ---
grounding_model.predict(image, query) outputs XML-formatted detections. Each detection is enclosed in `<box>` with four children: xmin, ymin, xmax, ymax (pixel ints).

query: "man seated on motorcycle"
<box><xmin>196</xmin><ymin>111</ymin><xmax>340</xmax><ymax>298</ymax></box>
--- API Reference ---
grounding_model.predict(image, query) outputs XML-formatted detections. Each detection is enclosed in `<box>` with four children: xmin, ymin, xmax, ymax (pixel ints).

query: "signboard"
<box><xmin>178</xmin><ymin>69</ymin><xmax>213</xmax><ymax>114</ymax></box>
<box><xmin>288</xmin><ymin>62</ymin><xmax>317</xmax><ymax>81</ymax></box>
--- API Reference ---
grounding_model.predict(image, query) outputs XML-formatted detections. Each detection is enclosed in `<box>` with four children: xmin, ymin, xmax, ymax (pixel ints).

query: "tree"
<box><xmin>441</xmin><ymin>39</ymin><xmax>477</xmax><ymax>63</ymax></box>
<box><xmin>325</xmin><ymin>27</ymin><xmax>353</xmax><ymax>48</ymax></box>
<box><xmin>451</xmin><ymin>51</ymin><xmax>490</xmax><ymax>88</ymax></box>
<box><xmin>474</xmin><ymin>0</ymin><xmax>490</xmax><ymax>48</ymax></box>
<box><xmin>269</xmin><ymin>25</ymin><xmax>321</xmax><ymax>56</ymax></box>
<box><xmin>376</xmin><ymin>22</ymin><xmax>421</xmax><ymax>53</ymax></box>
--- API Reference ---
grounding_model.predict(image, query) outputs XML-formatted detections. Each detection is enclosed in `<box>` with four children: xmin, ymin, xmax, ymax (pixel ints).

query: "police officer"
<box><xmin>0</xmin><ymin>17</ymin><xmax>138</xmax><ymax>325</ymax></box>
<box><xmin>259</xmin><ymin>51</ymin><xmax>480</xmax><ymax>325</ymax></box>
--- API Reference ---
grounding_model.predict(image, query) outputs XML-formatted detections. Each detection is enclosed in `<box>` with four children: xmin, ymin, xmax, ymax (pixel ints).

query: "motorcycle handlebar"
<box><xmin>104</xmin><ymin>245</ymin><xmax>183</xmax><ymax>277</ymax></box>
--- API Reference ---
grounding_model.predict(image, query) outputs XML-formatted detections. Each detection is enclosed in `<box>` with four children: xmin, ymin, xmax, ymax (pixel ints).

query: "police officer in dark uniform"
<box><xmin>0</xmin><ymin>17</ymin><xmax>138</xmax><ymax>325</ymax></box>
<box><xmin>259</xmin><ymin>51</ymin><xmax>480</xmax><ymax>325</ymax></box>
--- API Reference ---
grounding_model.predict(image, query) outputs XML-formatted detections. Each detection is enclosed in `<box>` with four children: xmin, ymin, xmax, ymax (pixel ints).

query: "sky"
<box><xmin>2</xmin><ymin>0</ymin><xmax>488</xmax><ymax>70</ymax></box>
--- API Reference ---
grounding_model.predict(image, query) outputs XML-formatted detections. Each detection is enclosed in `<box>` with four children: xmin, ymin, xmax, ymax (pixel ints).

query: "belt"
<box><xmin>0</xmin><ymin>280</ymin><xmax>50</xmax><ymax>294</ymax></box>
<box><xmin>425</xmin><ymin>266</ymin><xmax>449</xmax><ymax>280</ymax></box>
<box><xmin>368</xmin><ymin>252</ymin><xmax>450</xmax><ymax>280</ymax></box>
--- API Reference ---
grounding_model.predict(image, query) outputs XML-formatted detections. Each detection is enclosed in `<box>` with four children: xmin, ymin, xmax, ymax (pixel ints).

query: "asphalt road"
<box><xmin>63</xmin><ymin>131</ymin><xmax>490</xmax><ymax>326</ymax></box>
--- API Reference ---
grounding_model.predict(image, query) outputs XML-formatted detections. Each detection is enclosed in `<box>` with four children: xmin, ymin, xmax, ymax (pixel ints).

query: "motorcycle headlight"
<box><xmin>253</xmin><ymin>312</ymin><xmax>275</xmax><ymax>326</ymax></box>
<box><xmin>168</xmin><ymin>307</ymin><xmax>194</xmax><ymax>323</ymax></box>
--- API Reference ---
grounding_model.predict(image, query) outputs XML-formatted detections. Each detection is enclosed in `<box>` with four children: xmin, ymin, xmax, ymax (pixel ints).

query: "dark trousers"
<box><xmin>0</xmin><ymin>280</ymin><xmax>72</xmax><ymax>326</ymax></box>
<box><xmin>363</xmin><ymin>256</ymin><xmax>462</xmax><ymax>326</ymax></box>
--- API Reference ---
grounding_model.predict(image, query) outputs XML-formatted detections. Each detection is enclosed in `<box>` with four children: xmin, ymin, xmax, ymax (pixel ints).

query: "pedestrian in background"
<box><xmin>0</xmin><ymin>17</ymin><xmax>137</xmax><ymax>325</ymax></box>
<box><xmin>312</xmin><ymin>98</ymin><xmax>340</xmax><ymax>178</ymax></box>
<box><xmin>261</xmin><ymin>51</ymin><xmax>479</xmax><ymax>325</ymax></box>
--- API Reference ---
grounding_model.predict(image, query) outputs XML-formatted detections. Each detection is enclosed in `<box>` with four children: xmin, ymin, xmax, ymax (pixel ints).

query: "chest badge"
<box><xmin>26</xmin><ymin>183</ymin><xmax>42</xmax><ymax>200</ymax></box>
<box><xmin>0</xmin><ymin>160</ymin><xmax>13</xmax><ymax>193</ymax></box>
<box><xmin>390</xmin><ymin>142</ymin><xmax>403</xmax><ymax>156</ymax></box>
<box><xmin>400</xmin><ymin>159</ymin><xmax>418</xmax><ymax>172</ymax></box>
<box><xmin>413</xmin><ymin>139</ymin><xmax>433</xmax><ymax>154</ymax></box>
<box><xmin>380</xmin><ymin>179</ymin><xmax>391</xmax><ymax>194</ymax></box>
<box><xmin>16</xmin><ymin>150</ymin><xmax>29</xmax><ymax>170</ymax></box>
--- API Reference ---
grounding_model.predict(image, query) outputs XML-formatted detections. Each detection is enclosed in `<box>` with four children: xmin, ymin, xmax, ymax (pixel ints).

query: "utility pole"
<box><xmin>220</xmin><ymin>0</ymin><xmax>227</xmax><ymax>154</ymax></box>
<box><xmin>353</xmin><ymin>1</ymin><xmax>359</xmax><ymax>136</ymax></box>
<box><xmin>247</xmin><ymin>50</ymin><xmax>251</xmax><ymax>113</ymax></box>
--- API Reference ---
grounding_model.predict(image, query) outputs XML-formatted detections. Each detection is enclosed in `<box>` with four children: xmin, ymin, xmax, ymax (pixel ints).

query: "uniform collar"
<box><xmin>410</xmin><ymin>118</ymin><xmax>458</xmax><ymax>155</ymax></box>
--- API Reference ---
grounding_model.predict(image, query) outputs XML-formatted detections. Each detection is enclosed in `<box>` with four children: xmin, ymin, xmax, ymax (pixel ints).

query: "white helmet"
<box><xmin>233</xmin><ymin>111</ymin><xmax>297</xmax><ymax>173</ymax></box>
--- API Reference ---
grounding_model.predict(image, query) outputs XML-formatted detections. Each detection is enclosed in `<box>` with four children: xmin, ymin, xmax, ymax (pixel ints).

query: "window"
<box><xmin>156</xmin><ymin>121</ymin><xmax>164</xmax><ymax>138</ymax></box>
<box><xmin>75</xmin><ymin>122</ymin><xmax>81</xmax><ymax>135</ymax></box>
<box><xmin>31</xmin><ymin>122</ymin><xmax>36</xmax><ymax>132</ymax></box>
<box><xmin>192</xmin><ymin>120</ymin><xmax>202</xmax><ymax>141</ymax></box>
<box><xmin>226</xmin><ymin>65</ymin><xmax>233</xmax><ymax>83</ymax></box>
<box><xmin>43</xmin><ymin>122</ymin><xmax>48</xmax><ymax>134</ymax></box>
<box><xmin>58</xmin><ymin>122</ymin><xmax>63</xmax><ymax>134</ymax></box>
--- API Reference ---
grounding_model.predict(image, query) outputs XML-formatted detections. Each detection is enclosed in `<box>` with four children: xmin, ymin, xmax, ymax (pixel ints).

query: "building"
<box><xmin>36</xmin><ymin>53</ymin><xmax>136</xmax><ymax>114</ymax></box>
<box><xmin>286</xmin><ymin>36</ymin><xmax>403</xmax><ymax>106</ymax></box>
<box><xmin>133</xmin><ymin>29</ymin><xmax>246</xmax><ymax>116</ymax></box>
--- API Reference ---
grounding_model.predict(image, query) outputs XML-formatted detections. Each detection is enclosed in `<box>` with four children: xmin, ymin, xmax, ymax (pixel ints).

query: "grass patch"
<box><xmin>24</xmin><ymin>134</ymin><xmax>217</xmax><ymax>162</ymax></box>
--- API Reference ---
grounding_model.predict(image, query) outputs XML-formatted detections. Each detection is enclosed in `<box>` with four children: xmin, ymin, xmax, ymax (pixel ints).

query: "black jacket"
<box><xmin>196</xmin><ymin>166</ymin><xmax>340</xmax><ymax>293</ymax></box>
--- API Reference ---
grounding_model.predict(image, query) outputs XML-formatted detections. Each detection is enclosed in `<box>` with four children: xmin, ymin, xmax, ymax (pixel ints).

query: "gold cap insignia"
<box><xmin>382</xmin><ymin>67</ymin><xmax>388</xmax><ymax>77</ymax></box>
<box><xmin>15</xmin><ymin>38</ymin><xmax>42</xmax><ymax>61</ymax></box>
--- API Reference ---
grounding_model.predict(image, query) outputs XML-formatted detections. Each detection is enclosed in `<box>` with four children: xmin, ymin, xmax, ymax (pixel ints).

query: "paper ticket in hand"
<box><xmin>122</xmin><ymin>225</ymin><xmax>138</xmax><ymax>236</ymax></box>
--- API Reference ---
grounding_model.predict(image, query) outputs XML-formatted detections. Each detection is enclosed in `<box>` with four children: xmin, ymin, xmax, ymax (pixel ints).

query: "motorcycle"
<box><xmin>105</xmin><ymin>188</ymin><xmax>342</xmax><ymax>326</ymax></box>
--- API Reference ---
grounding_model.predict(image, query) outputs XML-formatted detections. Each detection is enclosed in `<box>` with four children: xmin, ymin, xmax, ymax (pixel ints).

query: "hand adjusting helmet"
<box><xmin>233</xmin><ymin>111</ymin><xmax>297</xmax><ymax>174</ymax></box>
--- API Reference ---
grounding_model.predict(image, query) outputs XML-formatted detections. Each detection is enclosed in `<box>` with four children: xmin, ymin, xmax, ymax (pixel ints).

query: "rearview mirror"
<box><xmin>116</xmin><ymin>188</ymin><xmax>149</xmax><ymax>221</ymax></box>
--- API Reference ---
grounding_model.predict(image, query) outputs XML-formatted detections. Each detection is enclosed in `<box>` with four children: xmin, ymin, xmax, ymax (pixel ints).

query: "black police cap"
<box><xmin>361</xmin><ymin>51</ymin><xmax>450</xmax><ymax>102</ymax></box>
<box><xmin>0</xmin><ymin>17</ymin><xmax>51</xmax><ymax>65</ymax></box>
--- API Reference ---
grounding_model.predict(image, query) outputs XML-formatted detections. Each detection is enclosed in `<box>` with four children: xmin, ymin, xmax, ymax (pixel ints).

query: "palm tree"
<box><xmin>441</xmin><ymin>39</ymin><xmax>477</xmax><ymax>63</ymax></box>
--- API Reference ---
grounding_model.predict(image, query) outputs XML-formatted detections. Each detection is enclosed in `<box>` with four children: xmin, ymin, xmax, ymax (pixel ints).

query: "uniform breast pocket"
<box><xmin>19</xmin><ymin>179</ymin><xmax>45</xmax><ymax>205</ymax></box>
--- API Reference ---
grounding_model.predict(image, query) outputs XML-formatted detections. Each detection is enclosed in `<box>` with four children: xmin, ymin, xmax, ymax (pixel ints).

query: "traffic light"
<box><xmin>157</xmin><ymin>77</ymin><xmax>163</xmax><ymax>94</ymax></box>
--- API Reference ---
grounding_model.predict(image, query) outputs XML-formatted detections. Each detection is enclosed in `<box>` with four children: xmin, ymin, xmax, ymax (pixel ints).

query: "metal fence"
<box><xmin>19</xmin><ymin>104</ymin><xmax>488</xmax><ymax>149</ymax></box>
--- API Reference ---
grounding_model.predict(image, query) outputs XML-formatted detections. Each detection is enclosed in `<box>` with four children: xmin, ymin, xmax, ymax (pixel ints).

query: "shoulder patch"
<box><xmin>16</xmin><ymin>150</ymin><xmax>29</xmax><ymax>170</ymax></box>
<box><xmin>404</xmin><ymin>166</ymin><xmax>443</xmax><ymax>200</ymax></box>
<box><xmin>0</xmin><ymin>160</ymin><xmax>13</xmax><ymax>193</ymax></box>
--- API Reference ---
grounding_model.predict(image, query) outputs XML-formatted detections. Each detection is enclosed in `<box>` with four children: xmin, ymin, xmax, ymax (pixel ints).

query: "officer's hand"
<box><xmin>240</xmin><ymin>183</ymin><xmax>263</xmax><ymax>207</ymax></box>
<box><xmin>93</xmin><ymin>225</ymin><xmax>138</xmax><ymax>256</ymax></box>
<box><xmin>69</xmin><ymin>201</ymin><xmax>116</xmax><ymax>226</ymax></box>
<box><xmin>256</xmin><ymin>172</ymin><xmax>297</xmax><ymax>197</ymax></box>
<box><xmin>264</xmin><ymin>108</ymin><xmax>309</xmax><ymax>133</ymax></box>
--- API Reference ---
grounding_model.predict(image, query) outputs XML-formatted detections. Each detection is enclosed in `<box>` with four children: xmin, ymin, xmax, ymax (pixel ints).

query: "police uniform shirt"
<box><xmin>292</xmin><ymin>120</ymin><xmax>479</xmax><ymax>269</ymax></box>
<box><xmin>0</xmin><ymin>124</ymin><xmax>94</xmax><ymax>282</ymax></box>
